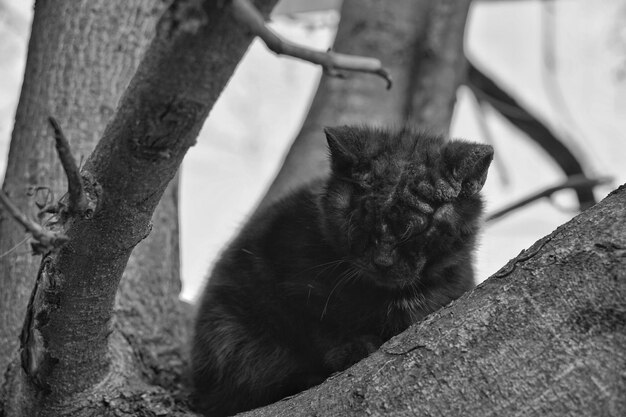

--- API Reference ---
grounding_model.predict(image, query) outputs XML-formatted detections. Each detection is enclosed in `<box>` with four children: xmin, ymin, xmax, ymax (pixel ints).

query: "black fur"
<box><xmin>191</xmin><ymin>126</ymin><xmax>493</xmax><ymax>416</ymax></box>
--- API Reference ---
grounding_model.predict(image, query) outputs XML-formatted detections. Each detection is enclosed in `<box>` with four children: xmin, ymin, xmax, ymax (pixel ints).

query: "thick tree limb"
<box><xmin>256</xmin><ymin>0</ymin><xmax>472</xmax><ymax>211</ymax></box>
<box><xmin>232</xmin><ymin>0</ymin><xmax>392</xmax><ymax>88</ymax></box>
<box><xmin>405</xmin><ymin>0</ymin><xmax>471</xmax><ymax>132</ymax></box>
<box><xmin>242</xmin><ymin>184</ymin><xmax>626</xmax><ymax>416</ymax></box>
<box><xmin>0</xmin><ymin>0</ymin><xmax>169</xmax><ymax>386</ymax></box>
<box><xmin>2</xmin><ymin>0</ymin><xmax>277</xmax><ymax>414</ymax></box>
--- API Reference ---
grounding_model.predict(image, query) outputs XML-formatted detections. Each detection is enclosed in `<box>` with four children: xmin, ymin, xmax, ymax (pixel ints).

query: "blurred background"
<box><xmin>1</xmin><ymin>0</ymin><xmax>624</xmax><ymax>301</ymax></box>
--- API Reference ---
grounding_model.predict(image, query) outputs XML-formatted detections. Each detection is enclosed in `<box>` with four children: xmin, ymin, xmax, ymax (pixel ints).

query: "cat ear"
<box><xmin>324</xmin><ymin>126</ymin><xmax>357</xmax><ymax>173</ymax></box>
<box><xmin>443</xmin><ymin>141</ymin><xmax>494</xmax><ymax>196</ymax></box>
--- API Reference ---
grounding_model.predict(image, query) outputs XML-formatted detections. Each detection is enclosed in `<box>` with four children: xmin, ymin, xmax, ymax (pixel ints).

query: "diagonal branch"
<box><xmin>231</xmin><ymin>0</ymin><xmax>393</xmax><ymax>89</ymax></box>
<box><xmin>0</xmin><ymin>117</ymin><xmax>92</xmax><ymax>255</ymax></box>
<box><xmin>0</xmin><ymin>190</ymin><xmax>68</xmax><ymax>253</ymax></box>
<box><xmin>241</xmin><ymin>184</ymin><xmax>626</xmax><ymax>417</ymax></box>
<box><xmin>486</xmin><ymin>175</ymin><xmax>612</xmax><ymax>222</ymax></box>
<box><xmin>466</xmin><ymin>62</ymin><xmax>597</xmax><ymax>210</ymax></box>
<box><xmin>14</xmin><ymin>0</ymin><xmax>283</xmax><ymax>411</ymax></box>
<box><xmin>48</xmin><ymin>117</ymin><xmax>89</xmax><ymax>215</ymax></box>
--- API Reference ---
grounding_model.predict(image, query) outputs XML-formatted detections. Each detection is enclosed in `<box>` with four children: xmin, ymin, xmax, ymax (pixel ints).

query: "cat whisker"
<box><xmin>339</xmin><ymin>268</ymin><xmax>361</xmax><ymax>294</ymax></box>
<box><xmin>312</xmin><ymin>259</ymin><xmax>347</xmax><ymax>281</ymax></box>
<box><xmin>294</xmin><ymin>259</ymin><xmax>346</xmax><ymax>278</ymax></box>
<box><xmin>410</xmin><ymin>280</ymin><xmax>442</xmax><ymax>312</ymax></box>
<box><xmin>320</xmin><ymin>280</ymin><xmax>344</xmax><ymax>321</ymax></box>
<box><xmin>345</xmin><ymin>211</ymin><xmax>357</xmax><ymax>245</ymax></box>
<box><xmin>406</xmin><ymin>281</ymin><xmax>425</xmax><ymax>311</ymax></box>
<box><xmin>347</xmin><ymin>260</ymin><xmax>377</xmax><ymax>277</ymax></box>
<box><xmin>320</xmin><ymin>266</ymin><xmax>361</xmax><ymax>321</ymax></box>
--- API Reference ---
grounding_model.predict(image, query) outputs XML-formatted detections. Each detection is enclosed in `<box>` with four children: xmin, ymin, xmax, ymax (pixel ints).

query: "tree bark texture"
<box><xmin>257</xmin><ymin>0</ymin><xmax>471</xmax><ymax>210</ymax></box>
<box><xmin>405</xmin><ymin>0</ymin><xmax>471</xmax><ymax>130</ymax></box>
<box><xmin>1</xmin><ymin>1</ymin><xmax>280</xmax><ymax>415</ymax></box>
<box><xmin>114</xmin><ymin>176</ymin><xmax>187</xmax><ymax>391</ymax></box>
<box><xmin>242</xmin><ymin>184</ymin><xmax>626</xmax><ymax>416</ymax></box>
<box><xmin>5</xmin><ymin>1</ymin><xmax>622</xmax><ymax>416</ymax></box>
<box><xmin>0</xmin><ymin>0</ymin><xmax>166</xmax><ymax>381</ymax></box>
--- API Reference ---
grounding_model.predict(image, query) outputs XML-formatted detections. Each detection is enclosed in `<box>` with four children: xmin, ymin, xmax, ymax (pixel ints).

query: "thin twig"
<box><xmin>0</xmin><ymin>190</ymin><xmax>69</xmax><ymax>253</ymax></box>
<box><xmin>48</xmin><ymin>117</ymin><xmax>88</xmax><ymax>214</ymax></box>
<box><xmin>231</xmin><ymin>0</ymin><xmax>393</xmax><ymax>89</ymax></box>
<box><xmin>486</xmin><ymin>175</ymin><xmax>612</xmax><ymax>222</ymax></box>
<box><xmin>466</xmin><ymin>62</ymin><xmax>597</xmax><ymax>209</ymax></box>
<box><xmin>0</xmin><ymin>236</ymin><xmax>31</xmax><ymax>259</ymax></box>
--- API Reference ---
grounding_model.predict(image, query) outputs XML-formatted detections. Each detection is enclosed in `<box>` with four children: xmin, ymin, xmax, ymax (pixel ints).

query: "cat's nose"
<box><xmin>373</xmin><ymin>238</ymin><xmax>396</xmax><ymax>269</ymax></box>
<box><xmin>373</xmin><ymin>259</ymin><xmax>393</xmax><ymax>270</ymax></box>
<box><xmin>373</xmin><ymin>250</ymin><xmax>395</xmax><ymax>268</ymax></box>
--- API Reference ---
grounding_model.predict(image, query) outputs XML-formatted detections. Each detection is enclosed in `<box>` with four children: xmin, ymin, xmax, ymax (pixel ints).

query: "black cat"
<box><xmin>191</xmin><ymin>125</ymin><xmax>493</xmax><ymax>416</ymax></box>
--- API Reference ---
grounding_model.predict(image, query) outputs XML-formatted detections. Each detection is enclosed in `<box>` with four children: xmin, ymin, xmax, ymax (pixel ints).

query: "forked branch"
<box><xmin>231</xmin><ymin>0</ymin><xmax>393</xmax><ymax>89</ymax></box>
<box><xmin>0</xmin><ymin>118</ymin><xmax>89</xmax><ymax>254</ymax></box>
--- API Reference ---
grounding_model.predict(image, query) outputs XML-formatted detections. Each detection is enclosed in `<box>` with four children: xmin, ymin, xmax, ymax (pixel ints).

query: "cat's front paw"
<box><xmin>323</xmin><ymin>335</ymin><xmax>383</xmax><ymax>371</ymax></box>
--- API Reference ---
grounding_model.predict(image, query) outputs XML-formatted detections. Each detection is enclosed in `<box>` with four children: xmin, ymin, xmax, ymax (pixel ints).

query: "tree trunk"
<box><xmin>0</xmin><ymin>0</ymin><xmax>165</xmax><ymax>386</ymax></box>
<box><xmin>4</xmin><ymin>1</ymin><xmax>622</xmax><ymax>416</ymax></box>
<box><xmin>242</xmin><ymin>184</ymin><xmax>626</xmax><ymax>416</ymax></box>
<box><xmin>405</xmin><ymin>0</ymin><xmax>471</xmax><ymax>130</ymax></box>
<box><xmin>0</xmin><ymin>1</ymin><xmax>279</xmax><ymax>415</ymax></box>
<box><xmin>257</xmin><ymin>0</ymin><xmax>471</xmax><ymax>210</ymax></box>
<box><xmin>113</xmin><ymin>175</ymin><xmax>187</xmax><ymax>391</ymax></box>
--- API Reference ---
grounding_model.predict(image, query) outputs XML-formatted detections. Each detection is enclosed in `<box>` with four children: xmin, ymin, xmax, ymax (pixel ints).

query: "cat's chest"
<box><xmin>287</xmin><ymin>279</ymin><xmax>425</xmax><ymax>335</ymax></box>
<box><xmin>381</xmin><ymin>295</ymin><xmax>432</xmax><ymax>335</ymax></box>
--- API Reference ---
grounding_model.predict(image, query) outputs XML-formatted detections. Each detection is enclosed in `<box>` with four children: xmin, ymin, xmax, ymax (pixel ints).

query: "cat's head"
<box><xmin>319</xmin><ymin>125</ymin><xmax>493</xmax><ymax>289</ymax></box>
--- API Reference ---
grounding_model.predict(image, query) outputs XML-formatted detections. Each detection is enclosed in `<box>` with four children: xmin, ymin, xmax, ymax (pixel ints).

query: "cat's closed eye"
<box><xmin>192</xmin><ymin>125</ymin><xmax>493</xmax><ymax>417</ymax></box>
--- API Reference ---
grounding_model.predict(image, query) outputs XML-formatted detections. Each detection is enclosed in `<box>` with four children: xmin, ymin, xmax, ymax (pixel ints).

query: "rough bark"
<box><xmin>3</xmin><ymin>1</ymin><xmax>621</xmax><ymax>416</ymax></box>
<box><xmin>0</xmin><ymin>4</ymin><xmax>187</xmax><ymax>397</ymax></box>
<box><xmin>257</xmin><ymin>0</ymin><xmax>471</xmax><ymax>210</ymax></box>
<box><xmin>404</xmin><ymin>0</ymin><xmax>471</xmax><ymax>130</ymax></box>
<box><xmin>1</xmin><ymin>0</ymin><xmax>280</xmax><ymax>415</ymax></box>
<box><xmin>114</xmin><ymin>176</ymin><xmax>187</xmax><ymax>391</ymax></box>
<box><xmin>0</xmin><ymin>0</ymin><xmax>166</xmax><ymax>381</ymax></box>
<box><xmin>242</xmin><ymin>184</ymin><xmax>626</xmax><ymax>416</ymax></box>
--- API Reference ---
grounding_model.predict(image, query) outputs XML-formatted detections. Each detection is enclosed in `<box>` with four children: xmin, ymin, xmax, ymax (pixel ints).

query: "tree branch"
<box><xmin>242</xmin><ymin>183</ymin><xmax>626</xmax><ymax>416</ymax></box>
<box><xmin>255</xmin><ymin>0</ymin><xmax>470</xmax><ymax>211</ymax></box>
<box><xmin>9</xmin><ymin>0</ymin><xmax>282</xmax><ymax>412</ymax></box>
<box><xmin>0</xmin><ymin>0</ymin><xmax>171</xmax><ymax>388</ymax></box>
<box><xmin>404</xmin><ymin>0</ymin><xmax>472</xmax><ymax>132</ymax></box>
<box><xmin>0</xmin><ymin>116</ymin><xmax>95</xmax><ymax>255</ymax></box>
<box><xmin>466</xmin><ymin>62</ymin><xmax>597</xmax><ymax>210</ymax></box>
<box><xmin>231</xmin><ymin>0</ymin><xmax>393</xmax><ymax>89</ymax></box>
<box><xmin>48</xmin><ymin>117</ymin><xmax>89</xmax><ymax>216</ymax></box>
<box><xmin>0</xmin><ymin>191</ymin><xmax>68</xmax><ymax>254</ymax></box>
<box><xmin>486</xmin><ymin>175</ymin><xmax>612</xmax><ymax>222</ymax></box>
